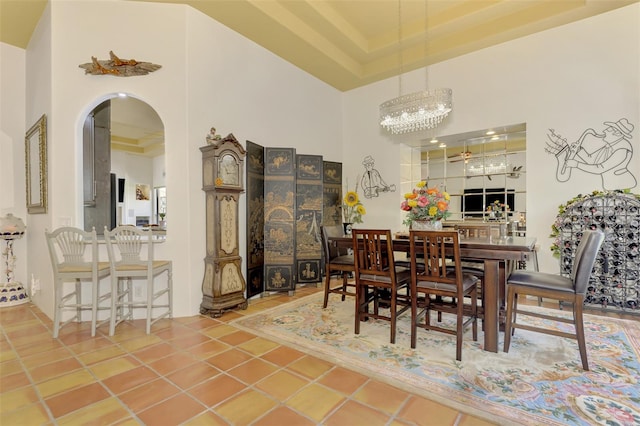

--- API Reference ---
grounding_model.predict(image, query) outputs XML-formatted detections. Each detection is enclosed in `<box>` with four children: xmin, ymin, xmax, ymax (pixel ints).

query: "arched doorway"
<box><xmin>83</xmin><ymin>95</ymin><xmax>165</xmax><ymax>233</ymax></box>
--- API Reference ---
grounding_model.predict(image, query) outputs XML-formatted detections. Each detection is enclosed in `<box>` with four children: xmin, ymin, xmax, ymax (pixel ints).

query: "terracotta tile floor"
<box><xmin>4</xmin><ymin>284</ymin><xmax>609</xmax><ymax>426</ymax></box>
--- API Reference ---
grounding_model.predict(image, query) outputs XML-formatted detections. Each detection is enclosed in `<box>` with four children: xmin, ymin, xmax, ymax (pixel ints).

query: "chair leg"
<box><xmin>456</xmin><ymin>297</ymin><xmax>464</xmax><ymax>361</ymax></box>
<box><xmin>341</xmin><ymin>272</ymin><xmax>348</xmax><ymax>301</ymax></box>
<box><xmin>53</xmin><ymin>280</ymin><xmax>62</xmax><ymax>338</ymax></box>
<box><xmin>91</xmin><ymin>277</ymin><xmax>99</xmax><ymax>337</ymax></box>
<box><xmin>410</xmin><ymin>291</ymin><xmax>418</xmax><ymax>349</ymax></box>
<box><xmin>323</xmin><ymin>272</ymin><xmax>331</xmax><ymax>308</ymax></box>
<box><xmin>75</xmin><ymin>279</ymin><xmax>82</xmax><ymax>323</ymax></box>
<box><xmin>146</xmin><ymin>275</ymin><xmax>153</xmax><ymax>335</ymax></box>
<box><xmin>503</xmin><ymin>285</ymin><xmax>516</xmax><ymax>353</ymax></box>
<box><xmin>574</xmin><ymin>297</ymin><xmax>589</xmax><ymax>371</ymax></box>
<box><xmin>109</xmin><ymin>276</ymin><xmax>120</xmax><ymax>336</ymax></box>
<box><xmin>127</xmin><ymin>278</ymin><xmax>134</xmax><ymax>320</ymax></box>
<box><xmin>471</xmin><ymin>287</ymin><xmax>478</xmax><ymax>342</ymax></box>
<box><xmin>389</xmin><ymin>288</ymin><xmax>397</xmax><ymax>344</ymax></box>
<box><xmin>354</xmin><ymin>283</ymin><xmax>361</xmax><ymax>335</ymax></box>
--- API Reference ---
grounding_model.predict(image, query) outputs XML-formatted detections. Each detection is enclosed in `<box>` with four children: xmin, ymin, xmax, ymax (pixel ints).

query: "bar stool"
<box><xmin>45</xmin><ymin>227</ymin><xmax>111</xmax><ymax>337</ymax></box>
<box><xmin>104</xmin><ymin>225</ymin><xmax>172</xmax><ymax>335</ymax></box>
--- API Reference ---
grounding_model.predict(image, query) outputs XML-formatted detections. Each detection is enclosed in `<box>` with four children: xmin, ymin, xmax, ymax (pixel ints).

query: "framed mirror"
<box><xmin>25</xmin><ymin>114</ymin><xmax>47</xmax><ymax>214</ymax></box>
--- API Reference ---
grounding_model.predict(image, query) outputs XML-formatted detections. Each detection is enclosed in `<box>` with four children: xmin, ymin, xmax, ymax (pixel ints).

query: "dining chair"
<box><xmin>503</xmin><ymin>229</ymin><xmax>605</xmax><ymax>370</ymax></box>
<box><xmin>409</xmin><ymin>230</ymin><xmax>479</xmax><ymax>361</ymax></box>
<box><xmin>352</xmin><ymin>229</ymin><xmax>411</xmax><ymax>344</ymax></box>
<box><xmin>320</xmin><ymin>225</ymin><xmax>355</xmax><ymax>308</ymax></box>
<box><xmin>45</xmin><ymin>227</ymin><xmax>111</xmax><ymax>338</ymax></box>
<box><xmin>104</xmin><ymin>225</ymin><xmax>173</xmax><ymax>335</ymax></box>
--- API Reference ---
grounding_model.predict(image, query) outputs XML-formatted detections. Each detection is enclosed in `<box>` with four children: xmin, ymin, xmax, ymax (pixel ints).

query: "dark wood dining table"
<box><xmin>328</xmin><ymin>233</ymin><xmax>537</xmax><ymax>353</ymax></box>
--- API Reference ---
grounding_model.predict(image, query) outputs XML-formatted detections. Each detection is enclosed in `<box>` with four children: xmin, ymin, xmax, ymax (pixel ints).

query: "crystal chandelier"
<box><xmin>380</xmin><ymin>1</ymin><xmax>452</xmax><ymax>135</ymax></box>
<box><xmin>380</xmin><ymin>89</ymin><xmax>452</xmax><ymax>134</ymax></box>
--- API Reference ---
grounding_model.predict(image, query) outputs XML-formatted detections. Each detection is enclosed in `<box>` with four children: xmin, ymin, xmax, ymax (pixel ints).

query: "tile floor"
<box><xmin>4</xmin><ymin>284</ymin><xmax>629</xmax><ymax>426</ymax></box>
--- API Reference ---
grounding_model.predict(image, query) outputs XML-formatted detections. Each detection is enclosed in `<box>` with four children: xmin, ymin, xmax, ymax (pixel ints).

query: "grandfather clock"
<box><xmin>200</xmin><ymin>133</ymin><xmax>248</xmax><ymax>317</ymax></box>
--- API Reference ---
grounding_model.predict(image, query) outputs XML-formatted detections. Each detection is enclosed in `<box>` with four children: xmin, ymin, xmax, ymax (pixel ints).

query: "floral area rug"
<box><xmin>232</xmin><ymin>293</ymin><xmax>640</xmax><ymax>425</ymax></box>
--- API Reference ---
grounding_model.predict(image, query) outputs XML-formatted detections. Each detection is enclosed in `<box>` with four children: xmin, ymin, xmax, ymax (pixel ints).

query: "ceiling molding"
<box><xmin>1</xmin><ymin>0</ymin><xmax>636</xmax><ymax>91</ymax></box>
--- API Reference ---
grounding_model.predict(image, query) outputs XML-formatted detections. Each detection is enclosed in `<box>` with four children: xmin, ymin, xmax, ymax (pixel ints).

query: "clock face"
<box><xmin>218</xmin><ymin>153</ymin><xmax>239</xmax><ymax>186</ymax></box>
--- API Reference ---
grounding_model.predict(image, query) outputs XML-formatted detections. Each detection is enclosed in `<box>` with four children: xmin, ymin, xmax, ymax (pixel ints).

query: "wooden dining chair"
<box><xmin>352</xmin><ymin>229</ymin><xmax>411</xmax><ymax>344</ymax></box>
<box><xmin>45</xmin><ymin>227</ymin><xmax>111</xmax><ymax>338</ymax></box>
<box><xmin>503</xmin><ymin>229</ymin><xmax>605</xmax><ymax>370</ymax></box>
<box><xmin>409</xmin><ymin>230</ymin><xmax>479</xmax><ymax>361</ymax></box>
<box><xmin>104</xmin><ymin>225</ymin><xmax>173</xmax><ymax>335</ymax></box>
<box><xmin>320</xmin><ymin>225</ymin><xmax>355</xmax><ymax>308</ymax></box>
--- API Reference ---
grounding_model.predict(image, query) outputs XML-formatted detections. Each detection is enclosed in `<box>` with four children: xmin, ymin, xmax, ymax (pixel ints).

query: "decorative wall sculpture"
<box><xmin>545</xmin><ymin>118</ymin><xmax>636</xmax><ymax>191</ymax></box>
<box><xmin>79</xmin><ymin>51</ymin><xmax>161</xmax><ymax>77</ymax></box>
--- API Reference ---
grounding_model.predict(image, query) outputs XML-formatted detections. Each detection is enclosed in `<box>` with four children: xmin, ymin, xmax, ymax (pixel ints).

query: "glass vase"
<box><xmin>411</xmin><ymin>220</ymin><xmax>443</xmax><ymax>231</ymax></box>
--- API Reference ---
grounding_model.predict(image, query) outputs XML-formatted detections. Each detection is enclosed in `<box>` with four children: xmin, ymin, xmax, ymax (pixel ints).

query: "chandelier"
<box><xmin>466</xmin><ymin>158</ymin><xmax>508</xmax><ymax>176</ymax></box>
<box><xmin>380</xmin><ymin>89</ymin><xmax>452</xmax><ymax>134</ymax></box>
<box><xmin>380</xmin><ymin>1</ymin><xmax>452</xmax><ymax>135</ymax></box>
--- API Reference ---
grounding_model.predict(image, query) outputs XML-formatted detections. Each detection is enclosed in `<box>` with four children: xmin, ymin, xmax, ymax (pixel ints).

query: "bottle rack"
<box><xmin>556</xmin><ymin>192</ymin><xmax>639</xmax><ymax>312</ymax></box>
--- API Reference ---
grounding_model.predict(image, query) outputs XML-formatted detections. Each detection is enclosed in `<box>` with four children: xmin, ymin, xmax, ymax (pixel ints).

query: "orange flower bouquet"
<box><xmin>400</xmin><ymin>181</ymin><xmax>450</xmax><ymax>227</ymax></box>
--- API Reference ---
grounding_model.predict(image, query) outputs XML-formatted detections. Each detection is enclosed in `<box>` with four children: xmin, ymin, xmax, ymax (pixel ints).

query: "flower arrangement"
<box><xmin>343</xmin><ymin>183</ymin><xmax>366</xmax><ymax>224</ymax></box>
<box><xmin>400</xmin><ymin>181</ymin><xmax>450</xmax><ymax>227</ymax></box>
<box><xmin>487</xmin><ymin>199</ymin><xmax>509</xmax><ymax>218</ymax></box>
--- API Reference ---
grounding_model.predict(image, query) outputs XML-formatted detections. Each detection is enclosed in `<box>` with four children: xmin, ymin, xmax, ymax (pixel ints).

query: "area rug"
<box><xmin>232</xmin><ymin>293</ymin><xmax>640</xmax><ymax>426</ymax></box>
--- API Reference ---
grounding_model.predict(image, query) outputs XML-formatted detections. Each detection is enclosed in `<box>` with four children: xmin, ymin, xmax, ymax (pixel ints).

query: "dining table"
<box><xmin>328</xmin><ymin>232</ymin><xmax>538</xmax><ymax>353</ymax></box>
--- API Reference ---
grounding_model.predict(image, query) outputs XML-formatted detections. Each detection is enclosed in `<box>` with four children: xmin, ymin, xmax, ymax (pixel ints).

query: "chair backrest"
<box><xmin>455</xmin><ymin>223</ymin><xmax>489</xmax><ymax>238</ymax></box>
<box><xmin>572</xmin><ymin>229</ymin><xmax>605</xmax><ymax>294</ymax></box>
<box><xmin>104</xmin><ymin>225</ymin><xmax>154</xmax><ymax>268</ymax></box>
<box><xmin>409</xmin><ymin>230</ymin><xmax>462</xmax><ymax>291</ymax></box>
<box><xmin>45</xmin><ymin>227</ymin><xmax>99</xmax><ymax>272</ymax></box>
<box><xmin>351</xmin><ymin>229</ymin><xmax>395</xmax><ymax>279</ymax></box>
<box><xmin>320</xmin><ymin>225</ymin><xmax>344</xmax><ymax>262</ymax></box>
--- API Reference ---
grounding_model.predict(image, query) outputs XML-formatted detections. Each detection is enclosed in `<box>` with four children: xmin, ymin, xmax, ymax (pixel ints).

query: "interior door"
<box><xmin>83</xmin><ymin>100</ymin><xmax>112</xmax><ymax>233</ymax></box>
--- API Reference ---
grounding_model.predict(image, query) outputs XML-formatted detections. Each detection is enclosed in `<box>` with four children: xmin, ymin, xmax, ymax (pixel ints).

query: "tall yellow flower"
<box><xmin>344</xmin><ymin>191</ymin><xmax>359</xmax><ymax>207</ymax></box>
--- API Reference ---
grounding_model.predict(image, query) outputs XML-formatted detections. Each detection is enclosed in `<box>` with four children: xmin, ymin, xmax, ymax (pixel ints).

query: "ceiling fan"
<box><xmin>449</xmin><ymin>151</ymin><xmax>472</xmax><ymax>163</ymax></box>
<box><xmin>507</xmin><ymin>165</ymin><xmax>523</xmax><ymax>178</ymax></box>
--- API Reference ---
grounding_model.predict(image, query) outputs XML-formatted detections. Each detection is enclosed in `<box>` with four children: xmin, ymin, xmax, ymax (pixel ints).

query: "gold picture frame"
<box><xmin>25</xmin><ymin>114</ymin><xmax>47</xmax><ymax>214</ymax></box>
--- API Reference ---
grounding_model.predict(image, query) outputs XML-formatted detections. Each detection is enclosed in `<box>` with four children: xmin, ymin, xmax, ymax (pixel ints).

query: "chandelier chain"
<box><xmin>398</xmin><ymin>0</ymin><xmax>403</xmax><ymax>97</ymax></box>
<box><xmin>380</xmin><ymin>0</ymin><xmax>453</xmax><ymax>135</ymax></box>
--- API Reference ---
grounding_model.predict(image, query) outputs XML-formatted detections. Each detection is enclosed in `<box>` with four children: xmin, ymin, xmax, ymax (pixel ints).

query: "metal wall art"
<box><xmin>546</xmin><ymin>118</ymin><xmax>636</xmax><ymax>191</ymax></box>
<box><xmin>79</xmin><ymin>51</ymin><xmax>161</xmax><ymax>77</ymax></box>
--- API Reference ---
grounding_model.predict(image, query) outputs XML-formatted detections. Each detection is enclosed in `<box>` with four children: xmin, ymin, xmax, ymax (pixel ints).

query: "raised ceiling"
<box><xmin>1</xmin><ymin>0</ymin><xmax>636</xmax><ymax>91</ymax></box>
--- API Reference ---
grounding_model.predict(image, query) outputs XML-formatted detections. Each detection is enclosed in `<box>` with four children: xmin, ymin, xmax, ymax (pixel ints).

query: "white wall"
<box><xmin>111</xmin><ymin>150</ymin><xmax>155</xmax><ymax>225</ymax></box>
<box><xmin>0</xmin><ymin>43</ymin><xmax>27</xmax><ymax>287</ymax></box>
<box><xmin>343</xmin><ymin>4</ymin><xmax>640</xmax><ymax>272</ymax></box>
<box><xmin>4</xmin><ymin>0</ymin><xmax>342</xmax><ymax>319</ymax></box>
